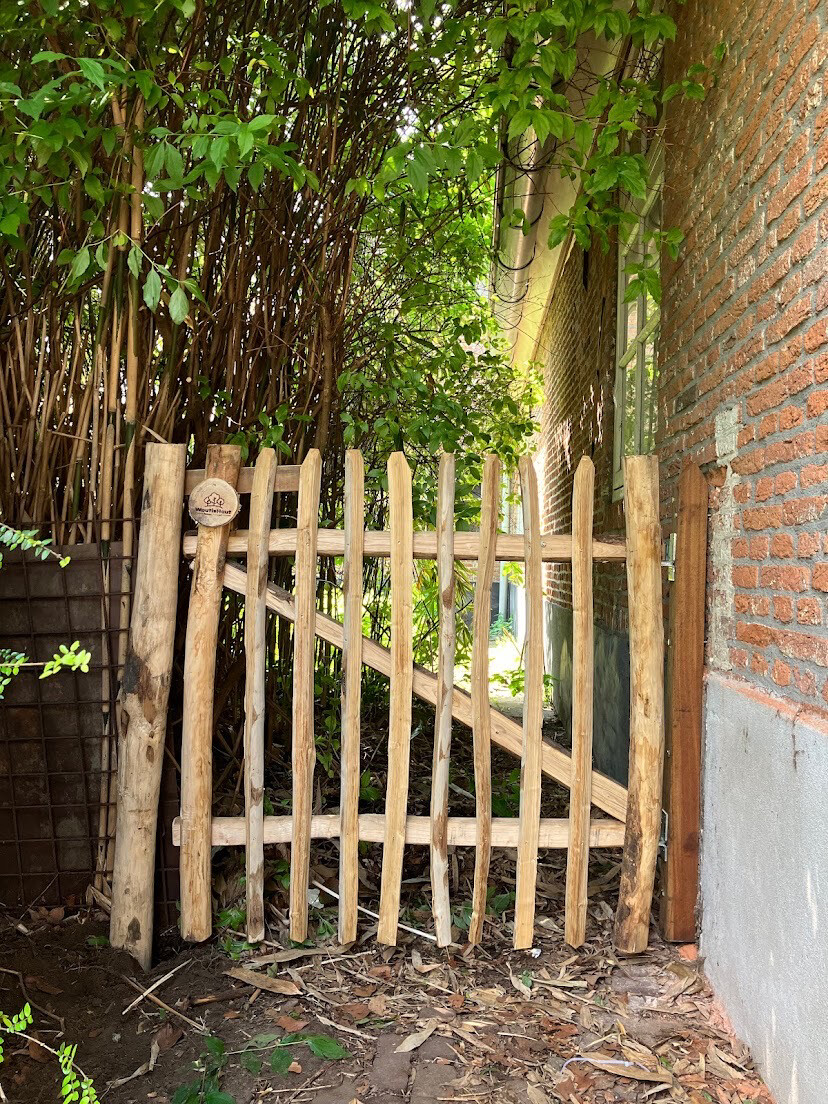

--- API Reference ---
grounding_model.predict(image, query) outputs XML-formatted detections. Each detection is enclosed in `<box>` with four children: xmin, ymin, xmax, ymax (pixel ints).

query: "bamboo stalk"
<box><xmin>338</xmin><ymin>450</ymin><xmax>364</xmax><ymax>943</ymax></box>
<box><xmin>514</xmin><ymin>455</ymin><xmax>543</xmax><ymax>951</ymax></box>
<box><xmin>468</xmin><ymin>455</ymin><xmax>500</xmax><ymax>946</ymax></box>
<box><xmin>180</xmin><ymin>444</ymin><xmax>242</xmax><ymax>943</ymax></box>
<box><xmin>614</xmin><ymin>456</ymin><xmax>665</xmax><ymax>954</ymax></box>
<box><xmin>289</xmin><ymin>449</ymin><xmax>322</xmax><ymax>943</ymax></box>
<box><xmin>565</xmin><ymin>456</ymin><xmax>595</xmax><ymax>948</ymax></box>
<box><xmin>430</xmin><ymin>453</ymin><xmax>455</xmax><ymax>948</ymax></box>
<box><xmin>244</xmin><ymin>448</ymin><xmax>277</xmax><ymax>943</ymax></box>
<box><xmin>110</xmin><ymin>444</ymin><xmax>186</xmax><ymax>970</ymax></box>
<box><xmin>377</xmin><ymin>452</ymin><xmax>414</xmax><ymax>947</ymax></box>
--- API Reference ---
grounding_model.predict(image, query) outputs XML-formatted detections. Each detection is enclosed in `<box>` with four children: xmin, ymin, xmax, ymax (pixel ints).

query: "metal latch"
<box><xmin>658</xmin><ymin>809</ymin><xmax>668</xmax><ymax>862</ymax></box>
<box><xmin>662</xmin><ymin>532</ymin><xmax>676</xmax><ymax>582</ymax></box>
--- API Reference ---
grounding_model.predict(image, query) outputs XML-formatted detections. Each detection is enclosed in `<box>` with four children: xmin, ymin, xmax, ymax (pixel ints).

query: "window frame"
<box><xmin>611</xmin><ymin>136</ymin><xmax>664</xmax><ymax>500</ymax></box>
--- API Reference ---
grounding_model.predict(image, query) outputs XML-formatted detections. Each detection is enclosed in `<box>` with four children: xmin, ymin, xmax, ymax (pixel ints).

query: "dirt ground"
<box><xmin>0</xmin><ymin>888</ymin><xmax>775</xmax><ymax>1104</ymax></box>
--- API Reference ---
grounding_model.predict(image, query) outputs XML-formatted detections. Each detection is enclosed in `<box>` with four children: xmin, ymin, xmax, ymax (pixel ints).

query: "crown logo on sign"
<box><xmin>203</xmin><ymin>492</ymin><xmax>224</xmax><ymax>507</ymax></box>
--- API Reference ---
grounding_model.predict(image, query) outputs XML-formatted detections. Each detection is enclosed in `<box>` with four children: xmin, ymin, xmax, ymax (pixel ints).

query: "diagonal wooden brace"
<box><xmin>220</xmin><ymin>563</ymin><xmax>628</xmax><ymax>823</ymax></box>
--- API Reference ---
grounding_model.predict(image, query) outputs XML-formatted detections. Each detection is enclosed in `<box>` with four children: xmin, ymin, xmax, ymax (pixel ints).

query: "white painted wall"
<box><xmin>701</xmin><ymin>672</ymin><xmax>828</xmax><ymax>1104</ymax></box>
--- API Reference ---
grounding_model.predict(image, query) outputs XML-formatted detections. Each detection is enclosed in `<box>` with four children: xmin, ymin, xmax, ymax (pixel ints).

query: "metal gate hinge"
<box><xmin>662</xmin><ymin>532</ymin><xmax>676</xmax><ymax>582</ymax></box>
<box><xmin>659</xmin><ymin>809</ymin><xmax>668</xmax><ymax>862</ymax></box>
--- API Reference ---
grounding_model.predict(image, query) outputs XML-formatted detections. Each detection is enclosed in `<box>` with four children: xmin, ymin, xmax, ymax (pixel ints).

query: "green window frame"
<box><xmin>612</xmin><ymin>139</ymin><xmax>663</xmax><ymax>500</ymax></box>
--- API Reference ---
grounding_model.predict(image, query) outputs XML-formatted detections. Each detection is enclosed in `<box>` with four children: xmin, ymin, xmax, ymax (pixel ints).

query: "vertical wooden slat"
<box><xmin>614</xmin><ymin>455</ymin><xmax>665</xmax><ymax>954</ymax></box>
<box><xmin>430</xmin><ymin>453</ymin><xmax>455</xmax><ymax>947</ymax></box>
<box><xmin>468</xmin><ymin>455</ymin><xmax>501</xmax><ymax>945</ymax></box>
<box><xmin>180</xmin><ymin>444</ymin><xmax>242</xmax><ymax>943</ymax></box>
<box><xmin>110</xmin><ymin>443</ymin><xmax>186</xmax><ymax>970</ymax></box>
<box><xmin>565</xmin><ymin>456</ymin><xmax>595</xmax><ymax>948</ymax></box>
<box><xmin>377</xmin><ymin>451</ymin><xmax>414</xmax><ymax>946</ymax></box>
<box><xmin>289</xmin><ymin>449</ymin><xmax>322</xmax><ymax>943</ymax></box>
<box><xmin>662</xmin><ymin>462</ymin><xmax>707</xmax><ymax>942</ymax></box>
<box><xmin>514</xmin><ymin>455</ymin><xmax>543</xmax><ymax>950</ymax></box>
<box><xmin>338</xmin><ymin>449</ymin><xmax>365</xmax><ymax>944</ymax></box>
<box><xmin>244</xmin><ymin>448</ymin><xmax>277</xmax><ymax>944</ymax></box>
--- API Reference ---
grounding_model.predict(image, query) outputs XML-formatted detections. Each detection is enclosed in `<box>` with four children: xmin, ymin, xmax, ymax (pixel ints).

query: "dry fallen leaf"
<box><xmin>154</xmin><ymin>1023</ymin><xmax>184</xmax><ymax>1053</ymax></box>
<box><xmin>340</xmin><ymin>1002</ymin><xmax>371</xmax><ymax>1021</ymax></box>
<box><xmin>225</xmin><ymin>967</ymin><xmax>301</xmax><ymax>996</ymax></box>
<box><xmin>27</xmin><ymin>1037</ymin><xmax>50</xmax><ymax>1063</ymax></box>
<box><xmin>267</xmin><ymin>1013</ymin><xmax>309</xmax><ymax>1032</ymax></box>
<box><xmin>25</xmin><ymin>975</ymin><xmax>62</xmax><ymax>996</ymax></box>
<box><xmin>395</xmin><ymin>1019</ymin><xmax>438</xmax><ymax>1053</ymax></box>
<box><xmin>581</xmin><ymin>1054</ymin><xmax>673</xmax><ymax>1084</ymax></box>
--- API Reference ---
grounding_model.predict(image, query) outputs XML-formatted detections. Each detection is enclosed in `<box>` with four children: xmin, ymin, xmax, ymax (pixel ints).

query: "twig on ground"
<box><xmin>122</xmin><ymin>959</ymin><xmax>191</xmax><ymax>1016</ymax></box>
<box><xmin>120</xmin><ymin>974</ymin><xmax>207</xmax><ymax>1034</ymax></box>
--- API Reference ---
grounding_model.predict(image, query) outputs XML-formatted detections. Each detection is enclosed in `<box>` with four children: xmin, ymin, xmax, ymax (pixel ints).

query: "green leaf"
<box><xmin>203</xmin><ymin>1092</ymin><xmax>235</xmax><ymax>1104</ymax></box>
<box><xmin>169</xmin><ymin>285</ymin><xmax>189</xmax><ymax>325</ymax></box>
<box><xmin>32</xmin><ymin>51</ymin><xmax>68</xmax><ymax>63</ymax></box>
<box><xmin>76</xmin><ymin>57</ymin><xmax>107</xmax><ymax>90</ymax></box>
<box><xmin>70</xmin><ymin>247</ymin><xmax>91</xmax><ymax>281</ymax></box>
<box><xmin>241</xmin><ymin>1053</ymin><xmax>262</xmax><ymax>1074</ymax></box>
<box><xmin>171</xmin><ymin>1082</ymin><xmax>200</xmax><ymax>1104</ymax></box>
<box><xmin>127</xmin><ymin>245</ymin><xmax>142</xmax><ymax>279</ymax></box>
<box><xmin>306</xmin><ymin>1035</ymin><xmax>351</xmax><ymax>1060</ymax></box>
<box><xmin>143</xmin><ymin>269</ymin><xmax>162</xmax><ymax>311</ymax></box>
<box><xmin>270</xmin><ymin>1048</ymin><xmax>294</xmax><ymax>1074</ymax></box>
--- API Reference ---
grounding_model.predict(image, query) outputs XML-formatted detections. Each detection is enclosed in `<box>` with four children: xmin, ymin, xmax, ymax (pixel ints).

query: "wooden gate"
<box><xmin>111</xmin><ymin>443</ymin><xmax>664</xmax><ymax>963</ymax></box>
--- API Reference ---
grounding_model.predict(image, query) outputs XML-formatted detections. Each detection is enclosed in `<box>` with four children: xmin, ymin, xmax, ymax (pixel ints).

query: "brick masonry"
<box><xmin>537</xmin><ymin>0</ymin><xmax>828</xmax><ymax>717</ymax></box>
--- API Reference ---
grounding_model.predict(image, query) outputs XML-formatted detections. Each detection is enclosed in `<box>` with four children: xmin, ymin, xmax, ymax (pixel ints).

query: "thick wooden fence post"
<box><xmin>338</xmin><ymin>450</ymin><xmax>364</xmax><ymax>944</ymax></box>
<box><xmin>565</xmin><ymin>456</ymin><xmax>594</xmax><ymax>948</ymax></box>
<box><xmin>430</xmin><ymin>452</ymin><xmax>455</xmax><ymax>947</ymax></box>
<box><xmin>244</xmin><ymin>448</ymin><xmax>277</xmax><ymax>943</ymax></box>
<box><xmin>180</xmin><ymin>444</ymin><xmax>242</xmax><ymax>943</ymax></box>
<box><xmin>514</xmin><ymin>455</ymin><xmax>543</xmax><ymax>950</ymax></box>
<box><xmin>378</xmin><ymin>451</ymin><xmax>414</xmax><ymax>946</ymax></box>
<box><xmin>469</xmin><ymin>455</ymin><xmax>500</xmax><ymax>945</ymax></box>
<box><xmin>662</xmin><ymin>463</ymin><xmax>707</xmax><ymax>942</ymax></box>
<box><xmin>614</xmin><ymin>455</ymin><xmax>665</xmax><ymax>954</ymax></box>
<box><xmin>289</xmin><ymin>449</ymin><xmax>322</xmax><ymax>942</ymax></box>
<box><xmin>110</xmin><ymin>443</ymin><xmax>186</xmax><ymax>969</ymax></box>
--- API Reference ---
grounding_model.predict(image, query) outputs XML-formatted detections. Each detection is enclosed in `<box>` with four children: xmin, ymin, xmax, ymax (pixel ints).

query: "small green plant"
<box><xmin>173</xmin><ymin>1036</ymin><xmax>234</xmax><ymax>1104</ymax></box>
<box><xmin>1</xmin><ymin>1004</ymin><xmax>100</xmax><ymax>1104</ymax></box>
<box><xmin>0</xmin><ymin>524</ymin><xmax>91</xmax><ymax>698</ymax></box>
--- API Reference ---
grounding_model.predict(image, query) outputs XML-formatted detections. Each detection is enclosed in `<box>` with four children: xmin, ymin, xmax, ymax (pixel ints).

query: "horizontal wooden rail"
<box><xmin>185</xmin><ymin>465</ymin><xmax>301</xmax><ymax>495</ymax></box>
<box><xmin>184</xmin><ymin>529</ymin><xmax>626</xmax><ymax>562</ymax></box>
<box><xmin>221</xmin><ymin>563</ymin><xmax>629</xmax><ymax>822</ymax></box>
<box><xmin>172</xmin><ymin>814</ymin><xmax>626</xmax><ymax>849</ymax></box>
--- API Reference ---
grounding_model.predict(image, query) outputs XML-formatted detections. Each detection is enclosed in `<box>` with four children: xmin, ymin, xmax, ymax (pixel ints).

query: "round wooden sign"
<box><xmin>188</xmin><ymin>478</ymin><xmax>240</xmax><ymax>527</ymax></box>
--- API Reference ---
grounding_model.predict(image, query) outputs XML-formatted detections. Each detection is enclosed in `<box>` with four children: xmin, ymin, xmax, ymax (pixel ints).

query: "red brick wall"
<box><xmin>660</xmin><ymin>0</ymin><xmax>828</xmax><ymax>711</ymax></box>
<box><xmin>537</xmin><ymin>240</ymin><xmax>628</xmax><ymax>634</ymax></box>
<box><xmin>537</xmin><ymin>0</ymin><xmax>827</xmax><ymax>717</ymax></box>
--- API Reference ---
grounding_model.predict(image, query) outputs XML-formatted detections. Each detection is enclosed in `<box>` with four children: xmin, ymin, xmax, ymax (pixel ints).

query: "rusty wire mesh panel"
<box><xmin>0</xmin><ymin>544</ymin><xmax>126</xmax><ymax>909</ymax></box>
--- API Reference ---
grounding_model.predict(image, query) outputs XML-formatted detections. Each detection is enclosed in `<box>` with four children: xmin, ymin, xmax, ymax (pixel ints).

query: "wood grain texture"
<box><xmin>185</xmin><ymin>465</ymin><xmax>300</xmax><ymax>494</ymax></box>
<box><xmin>614</xmin><ymin>455</ymin><xmax>665</xmax><ymax>954</ymax></box>
<box><xmin>662</xmin><ymin>463</ymin><xmax>707</xmax><ymax>942</ymax></box>
<box><xmin>289</xmin><ymin>449</ymin><xmax>322</xmax><ymax>942</ymax></box>
<box><xmin>338</xmin><ymin>450</ymin><xmax>364</xmax><ymax>944</ymax></box>
<box><xmin>174</xmin><ymin>814</ymin><xmax>626</xmax><ymax>849</ymax></box>
<box><xmin>244</xmin><ymin>448</ymin><xmax>277</xmax><ymax>943</ymax></box>
<box><xmin>377</xmin><ymin>452</ymin><xmax>414</xmax><ymax>946</ymax></box>
<box><xmin>430</xmin><ymin>453</ymin><xmax>455</xmax><ymax>947</ymax></box>
<box><xmin>187</xmin><ymin>529</ymin><xmax>626</xmax><ymax>562</ymax></box>
<box><xmin>565</xmin><ymin>456</ymin><xmax>595</xmax><ymax>948</ymax></box>
<box><xmin>220</xmin><ymin>563</ymin><xmax>629</xmax><ymax>822</ymax></box>
<box><xmin>180</xmin><ymin>444</ymin><xmax>242</xmax><ymax>943</ymax></box>
<box><xmin>110</xmin><ymin>444</ymin><xmax>186</xmax><ymax>970</ymax></box>
<box><xmin>514</xmin><ymin>455</ymin><xmax>544</xmax><ymax>950</ymax></box>
<box><xmin>468</xmin><ymin>455</ymin><xmax>500</xmax><ymax>945</ymax></box>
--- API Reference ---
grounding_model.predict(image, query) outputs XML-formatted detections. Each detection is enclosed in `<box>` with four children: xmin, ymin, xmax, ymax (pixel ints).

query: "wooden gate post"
<box><xmin>614</xmin><ymin>455</ymin><xmax>665</xmax><ymax>954</ymax></box>
<box><xmin>662</xmin><ymin>462</ymin><xmax>707</xmax><ymax>942</ymax></box>
<box><xmin>110</xmin><ymin>443</ymin><xmax>187</xmax><ymax>969</ymax></box>
<box><xmin>180</xmin><ymin>444</ymin><xmax>242</xmax><ymax>943</ymax></box>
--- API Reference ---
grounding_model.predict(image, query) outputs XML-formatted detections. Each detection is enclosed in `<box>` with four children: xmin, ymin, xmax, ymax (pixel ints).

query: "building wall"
<box><xmin>535</xmin><ymin>2</ymin><xmax>828</xmax><ymax>1096</ymax></box>
<box><xmin>661</xmin><ymin>4</ymin><xmax>828</xmax><ymax>1101</ymax></box>
<box><xmin>661</xmin><ymin>0</ymin><xmax>828</xmax><ymax>710</ymax></box>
